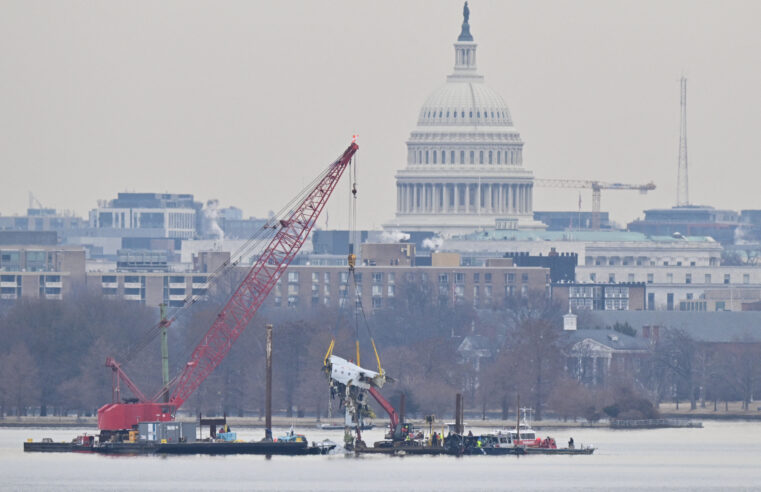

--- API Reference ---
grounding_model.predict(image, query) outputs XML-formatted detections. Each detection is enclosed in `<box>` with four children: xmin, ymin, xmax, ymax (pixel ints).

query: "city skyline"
<box><xmin>1</xmin><ymin>0</ymin><xmax>760</xmax><ymax>230</ymax></box>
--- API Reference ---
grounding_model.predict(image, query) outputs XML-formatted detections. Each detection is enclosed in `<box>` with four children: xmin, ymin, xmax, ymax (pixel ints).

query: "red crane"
<box><xmin>97</xmin><ymin>142</ymin><xmax>358</xmax><ymax>438</ymax></box>
<box><xmin>368</xmin><ymin>387</ymin><xmax>401</xmax><ymax>438</ymax></box>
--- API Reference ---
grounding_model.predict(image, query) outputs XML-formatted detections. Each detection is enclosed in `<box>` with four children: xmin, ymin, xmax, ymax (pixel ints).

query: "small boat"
<box><xmin>492</xmin><ymin>408</ymin><xmax>545</xmax><ymax>447</ymax></box>
<box><xmin>276</xmin><ymin>426</ymin><xmax>308</xmax><ymax>443</ymax></box>
<box><xmin>444</xmin><ymin>434</ymin><xmax>525</xmax><ymax>456</ymax></box>
<box><xmin>494</xmin><ymin>424</ymin><xmax>543</xmax><ymax>447</ymax></box>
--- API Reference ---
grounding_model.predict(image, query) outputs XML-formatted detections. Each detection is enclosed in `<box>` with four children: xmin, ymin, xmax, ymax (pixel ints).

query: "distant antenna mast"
<box><xmin>677</xmin><ymin>76</ymin><xmax>689</xmax><ymax>206</ymax></box>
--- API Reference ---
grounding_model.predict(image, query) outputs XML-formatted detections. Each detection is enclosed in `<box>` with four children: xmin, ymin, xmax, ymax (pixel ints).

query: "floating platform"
<box><xmin>317</xmin><ymin>423</ymin><xmax>374</xmax><ymax>431</ymax></box>
<box><xmin>354</xmin><ymin>443</ymin><xmax>525</xmax><ymax>457</ymax></box>
<box><xmin>610</xmin><ymin>418</ymin><xmax>703</xmax><ymax>429</ymax></box>
<box><xmin>24</xmin><ymin>440</ymin><xmax>335</xmax><ymax>456</ymax></box>
<box><xmin>464</xmin><ymin>446</ymin><xmax>525</xmax><ymax>456</ymax></box>
<box><xmin>524</xmin><ymin>447</ymin><xmax>595</xmax><ymax>455</ymax></box>
<box><xmin>355</xmin><ymin>446</ymin><xmax>449</xmax><ymax>456</ymax></box>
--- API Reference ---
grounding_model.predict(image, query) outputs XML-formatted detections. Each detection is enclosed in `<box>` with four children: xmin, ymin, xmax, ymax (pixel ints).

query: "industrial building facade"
<box><xmin>268</xmin><ymin>263</ymin><xmax>550</xmax><ymax>311</ymax></box>
<box><xmin>0</xmin><ymin>245</ymin><xmax>85</xmax><ymax>300</ymax></box>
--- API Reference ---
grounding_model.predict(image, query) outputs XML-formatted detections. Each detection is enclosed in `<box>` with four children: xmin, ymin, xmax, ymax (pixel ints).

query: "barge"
<box><xmin>24</xmin><ymin>438</ymin><xmax>335</xmax><ymax>456</ymax></box>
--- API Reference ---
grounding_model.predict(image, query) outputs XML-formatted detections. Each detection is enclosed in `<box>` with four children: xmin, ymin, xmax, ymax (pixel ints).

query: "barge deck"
<box><xmin>24</xmin><ymin>440</ymin><xmax>335</xmax><ymax>456</ymax></box>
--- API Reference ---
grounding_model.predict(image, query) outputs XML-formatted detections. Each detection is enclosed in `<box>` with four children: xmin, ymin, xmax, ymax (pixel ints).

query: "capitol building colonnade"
<box><xmin>385</xmin><ymin>3</ymin><xmax>545</xmax><ymax>235</ymax></box>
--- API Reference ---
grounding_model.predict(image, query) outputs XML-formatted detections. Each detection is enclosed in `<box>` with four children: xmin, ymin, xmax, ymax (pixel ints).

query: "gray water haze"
<box><xmin>2</xmin><ymin>421</ymin><xmax>761</xmax><ymax>491</ymax></box>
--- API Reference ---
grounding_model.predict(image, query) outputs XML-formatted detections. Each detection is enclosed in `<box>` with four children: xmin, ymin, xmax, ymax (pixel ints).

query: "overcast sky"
<box><xmin>1</xmin><ymin>0</ymin><xmax>760</xmax><ymax>230</ymax></box>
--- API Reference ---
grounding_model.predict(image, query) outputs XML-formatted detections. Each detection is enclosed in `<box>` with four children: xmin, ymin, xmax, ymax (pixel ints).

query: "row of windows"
<box><xmin>412</xmin><ymin>149</ymin><xmax>521</xmax><ymax>166</ymax></box>
<box><xmin>590</xmin><ymin>272</ymin><xmax>751</xmax><ymax>285</ymax></box>
<box><xmin>0</xmin><ymin>275</ymin><xmax>57</xmax><ymax>286</ymax></box>
<box><xmin>423</xmin><ymin>109</ymin><xmax>508</xmax><ymax>121</ymax></box>
<box><xmin>306</xmin><ymin>272</ymin><xmax>396</xmax><ymax>284</ymax></box>
<box><xmin>276</xmin><ymin>282</ymin><xmax>541</xmax><ymax>309</ymax></box>
<box><xmin>99</xmin><ymin>210</ymin><xmax>193</xmax><ymax>230</ymax></box>
<box><xmin>100</xmin><ymin>286</ymin><xmax>207</xmax><ymax>299</ymax></box>
<box><xmin>588</xmin><ymin>256</ymin><xmax>703</xmax><ymax>267</ymax></box>
<box><xmin>167</xmin><ymin>212</ymin><xmax>194</xmax><ymax>230</ymax></box>
<box><xmin>276</xmin><ymin>295</ymin><xmax>391</xmax><ymax>310</ymax></box>
<box><xmin>276</xmin><ymin>285</ymin><xmax>536</xmax><ymax>310</ymax></box>
<box><xmin>0</xmin><ymin>250</ymin><xmax>56</xmax><ymax>271</ymax></box>
<box><xmin>0</xmin><ymin>286</ymin><xmax>21</xmax><ymax>297</ymax></box>
<box><xmin>569</xmin><ymin>297</ymin><xmax>629</xmax><ymax>311</ymax></box>
<box><xmin>99</xmin><ymin>275</ymin><xmax>208</xmax><ymax>284</ymax></box>
<box><xmin>291</xmin><ymin>271</ymin><xmax>539</xmax><ymax>287</ymax></box>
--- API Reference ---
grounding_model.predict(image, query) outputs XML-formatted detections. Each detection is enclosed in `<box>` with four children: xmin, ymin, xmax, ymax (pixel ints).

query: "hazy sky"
<box><xmin>1</xmin><ymin>0</ymin><xmax>760</xmax><ymax>230</ymax></box>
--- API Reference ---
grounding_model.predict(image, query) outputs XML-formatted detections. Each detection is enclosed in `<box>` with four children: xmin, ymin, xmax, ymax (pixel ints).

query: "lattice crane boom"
<box><xmin>97</xmin><ymin>142</ymin><xmax>358</xmax><ymax>433</ymax></box>
<box><xmin>168</xmin><ymin>142</ymin><xmax>358</xmax><ymax>409</ymax></box>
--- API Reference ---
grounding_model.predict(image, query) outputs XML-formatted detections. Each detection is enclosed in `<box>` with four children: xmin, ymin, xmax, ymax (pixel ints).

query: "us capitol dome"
<box><xmin>385</xmin><ymin>2</ymin><xmax>545</xmax><ymax>234</ymax></box>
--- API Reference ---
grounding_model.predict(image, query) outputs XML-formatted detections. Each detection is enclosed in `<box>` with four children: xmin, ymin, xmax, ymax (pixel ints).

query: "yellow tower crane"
<box><xmin>534</xmin><ymin>179</ymin><xmax>656</xmax><ymax>230</ymax></box>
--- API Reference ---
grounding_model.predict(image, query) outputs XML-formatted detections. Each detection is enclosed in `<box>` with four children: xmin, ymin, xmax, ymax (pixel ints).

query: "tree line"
<box><xmin>1</xmin><ymin>276</ymin><xmax>760</xmax><ymax>422</ymax></box>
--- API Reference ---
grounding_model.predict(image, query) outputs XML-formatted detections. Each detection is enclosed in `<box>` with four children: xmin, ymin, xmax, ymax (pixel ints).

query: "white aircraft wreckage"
<box><xmin>323</xmin><ymin>343</ymin><xmax>403</xmax><ymax>448</ymax></box>
<box><xmin>325</xmin><ymin>355</ymin><xmax>388</xmax><ymax>390</ymax></box>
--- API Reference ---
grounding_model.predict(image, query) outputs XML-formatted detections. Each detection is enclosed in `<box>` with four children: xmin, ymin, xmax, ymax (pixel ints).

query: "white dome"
<box><xmin>417</xmin><ymin>81</ymin><xmax>514</xmax><ymax>127</ymax></box>
<box><xmin>384</xmin><ymin>4</ymin><xmax>546</xmax><ymax>235</ymax></box>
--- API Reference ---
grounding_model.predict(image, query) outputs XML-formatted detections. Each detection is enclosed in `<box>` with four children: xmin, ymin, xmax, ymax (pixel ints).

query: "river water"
<box><xmin>1</xmin><ymin>421</ymin><xmax>760</xmax><ymax>491</ymax></box>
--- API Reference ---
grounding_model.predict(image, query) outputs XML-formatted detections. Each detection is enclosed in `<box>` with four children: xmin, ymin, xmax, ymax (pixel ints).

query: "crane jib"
<box><xmin>169</xmin><ymin>142</ymin><xmax>357</xmax><ymax>409</ymax></box>
<box><xmin>97</xmin><ymin>142</ymin><xmax>357</xmax><ymax>431</ymax></box>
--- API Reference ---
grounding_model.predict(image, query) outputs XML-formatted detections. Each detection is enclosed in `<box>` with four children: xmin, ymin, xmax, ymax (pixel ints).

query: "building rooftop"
<box><xmin>563</xmin><ymin>328</ymin><xmax>651</xmax><ymax>351</ymax></box>
<box><xmin>455</xmin><ymin>229</ymin><xmax>716</xmax><ymax>243</ymax></box>
<box><xmin>587</xmin><ymin>311</ymin><xmax>761</xmax><ymax>343</ymax></box>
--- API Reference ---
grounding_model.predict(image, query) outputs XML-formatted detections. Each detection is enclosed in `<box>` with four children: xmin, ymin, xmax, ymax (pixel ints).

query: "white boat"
<box><xmin>494</xmin><ymin>424</ymin><xmax>543</xmax><ymax>447</ymax></box>
<box><xmin>494</xmin><ymin>408</ymin><xmax>545</xmax><ymax>448</ymax></box>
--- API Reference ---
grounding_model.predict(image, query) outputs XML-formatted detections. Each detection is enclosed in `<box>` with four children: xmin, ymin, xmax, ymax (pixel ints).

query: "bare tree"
<box><xmin>503</xmin><ymin>317</ymin><xmax>563</xmax><ymax>420</ymax></box>
<box><xmin>0</xmin><ymin>344</ymin><xmax>40</xmax><ymax>416</ymax></box>
<box><xmin>653</xmin><ymin>328</ymin><xmax>698</xmax><ymax>410</ymax></box>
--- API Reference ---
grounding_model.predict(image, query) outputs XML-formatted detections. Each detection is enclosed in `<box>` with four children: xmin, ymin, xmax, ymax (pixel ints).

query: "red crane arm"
<box><xmin>106</xmin><ymin>356</ymin><xmax>149</xmax><ymax>403</ymax></box>
<box><xmin>368</xmin><ymin>386</ymin><xmax>399</xmax><ymax>432</ymax></box>
<box><xmin>167</xmin><ymin>142</ymin><xmax>358</xmax><ymax>410</ymax></box>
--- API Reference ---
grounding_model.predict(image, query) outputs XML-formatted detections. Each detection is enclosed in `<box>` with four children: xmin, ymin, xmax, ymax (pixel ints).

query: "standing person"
<box><xmin>568</xmin><ymin>437</ymin><xmax>575</xmax><ymax>449</ymax></box>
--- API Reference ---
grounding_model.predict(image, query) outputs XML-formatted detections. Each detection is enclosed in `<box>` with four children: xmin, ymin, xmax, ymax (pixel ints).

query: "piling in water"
<box><xmin>265</xmin><ymin>323</ymin><xmax>273</xmax><ymax>441</ymax></box>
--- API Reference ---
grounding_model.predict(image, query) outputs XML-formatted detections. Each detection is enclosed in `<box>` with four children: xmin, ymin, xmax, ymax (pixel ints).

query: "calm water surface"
<box><xmin>1</xmin><ymin>421</ymin><xmax>760</xmax><ymax>491</ymax></box>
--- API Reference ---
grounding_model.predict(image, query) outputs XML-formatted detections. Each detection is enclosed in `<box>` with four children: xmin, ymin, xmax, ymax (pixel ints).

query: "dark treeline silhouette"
<box><xmin>2</xmin><ymin>277</ymin><xmax>760</xmax><ymax>421</ymax></box>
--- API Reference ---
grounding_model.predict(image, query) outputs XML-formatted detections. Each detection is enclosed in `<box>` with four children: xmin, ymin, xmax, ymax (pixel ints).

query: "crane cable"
<box><xmin>324</xmin><ymin>151</ymin><xmax>384</xmax><ymax>376</ymax></box>
<box><xmin>351</xmin><ymin>151</ymin><xmax>359</xmax><ymax>366</ymax></box>
<box><xmin>324</xmin><ymin>151</ymin><xmax>357</xmax><ymax>366</ymax></box>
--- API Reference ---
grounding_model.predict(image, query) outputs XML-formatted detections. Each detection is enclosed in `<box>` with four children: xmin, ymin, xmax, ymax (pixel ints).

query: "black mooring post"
<box><xmin>265</xmin><ymin>323</ymin><xmax>273</xmax><ymax>441</ymax></box>
<box><xmin>455</xmin><ymin>393</ymin><xmax>463</xmax><ymax>435</ymax></box>
<box><xmin>399</xmin><ymin>393</ymin><xmax>406</xmax><ymax>425</ymax></box>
